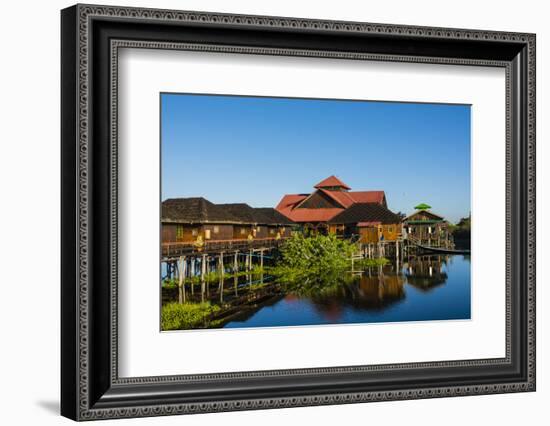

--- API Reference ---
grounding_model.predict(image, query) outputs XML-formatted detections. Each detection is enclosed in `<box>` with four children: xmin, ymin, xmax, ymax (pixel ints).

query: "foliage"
<box><xmin>268</xmin><ymin>233</ymin><xmax>358</xmax><ymax>285</ymax></box>
<box><xmin>279</xmin><ymin>233</ymin><xmax>357</xmax><ymax>272</ymax></box>
<box><xmin>414</xmin><ymin>203</ymin><xmax>432</xmax><ymax>210</ymax></box>
<box><xmin>161</xmin><ymin>302</ymin><xmax>220</xmax><ymax>330</ymax></box>
<box><xmin>451</xmin><ymin>215</ymin><xmax>471</xmax><ymax>248</ymax></box>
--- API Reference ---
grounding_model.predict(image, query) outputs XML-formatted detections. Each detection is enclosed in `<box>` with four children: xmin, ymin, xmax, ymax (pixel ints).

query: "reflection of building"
<box><xmin>404</xmin><ymin>255</ymin><xmax>448</xmax><ymax>290</ymax></box>
<box><xmin>328</xmin><ymin>203</ymin><xmax>402</xmax><ymax>243</ymax></box>
<box><xmin>162</xmin><ymin>197</ymin><xmax>293</xmax><ymax>244</ymax></box>
<box><xmin>402</xmin><ymin>208</ymin><xmax>453</xmax><ymax>248</ymax></box>
<box><xmin>357</xmin><ymin>273</ymin><xmax>405</xmax><ymax>307</ymax></box>
<box><xmin>276</xmin><ymin>175</ymin><xmax>402</xmax><ymax>239</ymax></box>
<box><xmin>309</xmin><ymin>268</ymin><xmax>405</xmax><ymax>316</ymax></box>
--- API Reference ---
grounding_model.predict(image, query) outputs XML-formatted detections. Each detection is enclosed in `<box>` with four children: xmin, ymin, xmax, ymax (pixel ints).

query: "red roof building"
<box><xmin>275</xmin><ymin>176</ymin><xmax>387</xmax><ymax>227</ymax></box>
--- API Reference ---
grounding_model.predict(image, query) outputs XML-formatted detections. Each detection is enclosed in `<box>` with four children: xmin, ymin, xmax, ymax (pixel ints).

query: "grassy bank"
<box><xmin>161</xmin><ymin>302</ymin><xmax>221</xmax><ymax>330</ymax></box>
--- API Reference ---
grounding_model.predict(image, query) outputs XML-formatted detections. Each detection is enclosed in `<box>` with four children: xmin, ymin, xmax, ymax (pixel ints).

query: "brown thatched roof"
<box><xmin>328</xmin><ymin>203</ymin><xmax>402</xmax><ymax>225</ymax></box>
<box><xmin>162</xmin><ymin>198</ymin><xmax>296</xmax><ymax>225</ymax></box>
<box><xmin>162</xmin><ymin>198</ymin><xmax>244</xmax><ymax>224</ymax></box>
<box><xmin>217</xmin><ymin>203</ymin><xmax>260</xmax><ymax>224</ymax></box>
<box><xmin>253</xmin><ymin>208</ymin><xmax>295</xmax><ymax>225</ymax></box>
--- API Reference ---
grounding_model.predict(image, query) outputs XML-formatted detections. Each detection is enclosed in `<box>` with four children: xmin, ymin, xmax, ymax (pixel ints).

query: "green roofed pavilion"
<box><xmin>414</xmin><ymin>203</ymin><xmax>432</xmax><ymax>210</ymax></box>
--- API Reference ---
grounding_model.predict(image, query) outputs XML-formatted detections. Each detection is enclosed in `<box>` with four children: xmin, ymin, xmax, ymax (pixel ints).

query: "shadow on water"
<box><xmin>162</xmin><ymin>254</ymin><xmax>471</xmax><ymax>329</ymax></box>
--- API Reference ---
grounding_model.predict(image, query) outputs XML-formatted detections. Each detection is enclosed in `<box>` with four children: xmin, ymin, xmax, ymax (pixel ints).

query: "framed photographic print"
<box><xmin>61</xmin><ymin>4</ymin><xmax>536</xmax><ymax>421</ymax></box>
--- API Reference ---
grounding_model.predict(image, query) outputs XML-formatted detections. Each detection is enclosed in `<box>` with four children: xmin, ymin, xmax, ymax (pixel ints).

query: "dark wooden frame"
<box><xmin>61</xmin><ymin>4</ymin><xmax>536</xmax><ymax>421</ymax></box>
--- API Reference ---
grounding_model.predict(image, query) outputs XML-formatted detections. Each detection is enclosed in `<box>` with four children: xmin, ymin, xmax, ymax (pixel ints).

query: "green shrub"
<box><xmin>161</xmin><ymin>302</ymin><xmax>221</xmax><ymax>330</ymax></box>
<box><xmin>279</xmin><ymin>233</ymin><xmax>357</xmax><ymax>271</ymax></box>
<box><xmin>268</xmin><ymin>234</ymin><xmax>358</xmax><ymax>286</ymax></box>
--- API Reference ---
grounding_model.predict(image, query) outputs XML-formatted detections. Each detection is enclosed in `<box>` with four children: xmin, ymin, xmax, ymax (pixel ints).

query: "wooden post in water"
<box><xmin>178</xmin><ymin>256</ymin><xmax>186</xmax><ymax>303</ymax></box>
<box><xmin>249</xmin><ymin>249</ymin><xmax>253</xmax><ymax>270</ymax></box>
<box><xmin>201</xmin><ymin>254</ymin><xmax>206</xmax><ymax>301</ymax></box>
<box><xmin>233</xmin><ymin>251</ymin><xmax>238</xmax><ymax>273</ymax></box>
<box><xmin>219</xmin><ymin>252</ymin><xmax>224</xmax><ymax>276</ymax></box>
<box><xmin>395</xmin><ymin>240</ymin><xmax>400</xmax><ymax>274</ymax></box>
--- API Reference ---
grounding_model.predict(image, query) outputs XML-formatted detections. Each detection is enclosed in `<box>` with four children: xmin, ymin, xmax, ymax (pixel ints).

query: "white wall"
<box><xmin>0</xmin><ymin>0</ymin><xmax>547</xmax><ymax>424</ymax></box>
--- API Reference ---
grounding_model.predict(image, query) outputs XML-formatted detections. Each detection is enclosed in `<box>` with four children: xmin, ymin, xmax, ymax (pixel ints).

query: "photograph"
<box><xmin>57</xmin><ymin>3</ymin><xmax>536</xmax><ymax>420</ymax></box>
<box><xmin>160</xmin><ymin>93</ymin><xmax>472</xmax><ymax>331</ymax></box>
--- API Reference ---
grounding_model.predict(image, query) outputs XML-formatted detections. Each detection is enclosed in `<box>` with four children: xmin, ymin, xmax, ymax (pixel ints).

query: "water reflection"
<box><xmin>163</xmin><ymin>254</ymin><xmax>471</xmax><ymax>329</ymax></box>
<box><xmin>404</xmin><ymin>255</ymin><xmax>449</xmax><ymax>291</ymax></box>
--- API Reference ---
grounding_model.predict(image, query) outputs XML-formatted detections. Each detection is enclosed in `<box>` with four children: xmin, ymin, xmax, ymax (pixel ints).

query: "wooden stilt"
<box><xmin>260</xmin><ymin>249</ymin><xmax>264</xmax><ymax>270</ymax></box>
<box><xmin>234</xmin><ymin>251</ymin><xmax>238</xmax><ymax>273</ymax></box>
<box><xmin>178</xmin><ymin>257</ymin><xmax>186</xmax><ymax>303</ymax></box>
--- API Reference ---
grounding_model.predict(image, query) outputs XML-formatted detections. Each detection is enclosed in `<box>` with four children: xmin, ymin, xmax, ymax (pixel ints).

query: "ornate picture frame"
<box><xmin>61</xmin><ymin>4</ymin><xmax>535</xmax><ymax>420</ymax></box>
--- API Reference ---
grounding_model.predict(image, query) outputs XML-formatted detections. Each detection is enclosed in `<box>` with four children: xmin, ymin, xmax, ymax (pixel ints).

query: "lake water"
<box><xmin>164</xmin><ymin>254</ymin><xmax>471</xmax><ymax>329</ymax></box>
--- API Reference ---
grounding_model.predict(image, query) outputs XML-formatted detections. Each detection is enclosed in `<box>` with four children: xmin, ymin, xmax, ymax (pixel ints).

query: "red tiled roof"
<box><xmin>276</xmin><ymin>194</ymin><xmax>307</xmax><ymax>210</ymax></box>
<box><xmin>275</xmin><ymin>180</ymin><xmax>387</xmax><ymax>223</ymax></box>
<box><xmin>348</xmin><ymin>191</ymin><xmax>385</xmax><ymax>204</ymax></box>
<box><xmin>314</xmin><ymin>175</ymin><xmax>351</xmax><ymax>190</ymax></box>
<box><xmin>318</xmin><ymin>188</ymin><xmax>355</xmax><ymax>208</ymax></box>
<box><xmin>281</xmin><ymin>208</ymin><xmax>344</xmax><ymax>223</ymax></box>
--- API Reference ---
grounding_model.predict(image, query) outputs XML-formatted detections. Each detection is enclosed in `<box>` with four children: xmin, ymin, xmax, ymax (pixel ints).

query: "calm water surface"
<box><xmin>223</xmin><ymin>254</ymin><xmax>471</xmax><ymax>328</ymax></box>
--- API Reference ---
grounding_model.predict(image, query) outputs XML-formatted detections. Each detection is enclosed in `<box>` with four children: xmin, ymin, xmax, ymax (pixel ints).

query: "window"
<box><xmin>205</xmin><ymin>229</ymin><xmax>211</xmax><ymax>240</ymax></box>
<box><xmin>269</xmin><ymin>228</ymin><xmax>275</xmax><ymax>235</ymax></box>
<box><xmin>176</xmin><ymin>225</ymin><xmax>184</xmax><ymax>240</ymax></box>
<box><xmin>191</xmin><ymin>229</ymin><xmax>198</xmax><ymax>236</ymax></box>
<box><xmin>389</xmin><ymin>226</ymin><xmax>394</xmax><ymax>233</ymax></box>
<box><xmin>240</xmin><ymin>228</ymin><xmax>246</xmax><ymax>235</ymax></box>
<box><xmin>213</xmin><ymin>226</ymin><xmax>219</xmax><ymax>234</ymax></box>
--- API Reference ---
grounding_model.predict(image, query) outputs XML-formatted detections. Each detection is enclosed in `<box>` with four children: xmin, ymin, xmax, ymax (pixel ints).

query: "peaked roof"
<box><xmin>162</xmin><ymin>198</ymin><xmax>296</xmax><ymax>225</ymax></box>
<box><xmin>162</xmin><ymin>198</ymin><xmax>242</xmax><ymax>223</ymax></box>
<box><xmin>317</xmin><ymin>188</ymin><xmax>355</xmax><ymax>208</ymax></box>
<box><xmin>328</xmin><ymin>203</ymin><xmax>402</xmax><ymax>225</ymax></box>
<box><xmin>276</xmin><ymin>184</ymin><xmax>387</xmax><ymax>223</ymax></box>
<box><xmin>314</xmin><ymin>175</ymin><xmax>351</xmax><ymax>190</ymax></box>
<box><xmin>403</xmin><ymin>209</ymin><xmax>445</xmax><ymax>222</ymax></box>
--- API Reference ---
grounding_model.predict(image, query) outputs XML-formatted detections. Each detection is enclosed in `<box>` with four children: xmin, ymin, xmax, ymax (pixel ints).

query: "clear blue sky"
<box><xmin>161</xmin><ymin>93</ymin><xmax>471</xmax><ymax>223</ymax></box>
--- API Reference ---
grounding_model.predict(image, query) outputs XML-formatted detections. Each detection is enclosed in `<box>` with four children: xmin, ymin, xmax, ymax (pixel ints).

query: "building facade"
<box><xmin>275</xmin><ymin>175</ymin><xmax>392</xmax><ymax>234</ymax></box>
<box><xmin>402</xmin><ymin>208</ymin><xmax>453</xmax><ymax>248</ymax></box>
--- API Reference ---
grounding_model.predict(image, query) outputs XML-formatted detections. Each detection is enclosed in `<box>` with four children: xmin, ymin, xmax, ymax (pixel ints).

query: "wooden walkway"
<box><xmin>162</xmin><ymin>237</ymin><xmax>288</xmax><ymax>259</ymax></box>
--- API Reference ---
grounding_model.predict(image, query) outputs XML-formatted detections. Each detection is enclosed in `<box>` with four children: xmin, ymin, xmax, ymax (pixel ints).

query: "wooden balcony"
<box><xmin>162</xmin><ymin>236</ymin><xmax>288</xmax><ymax>259</ymax></box>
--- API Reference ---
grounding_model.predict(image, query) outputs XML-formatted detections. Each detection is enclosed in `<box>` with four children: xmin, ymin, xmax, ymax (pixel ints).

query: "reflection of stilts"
<box><xmin>219</xmin><ymin>274</ymin><xmax>224</xmax><ymax>303</ymax></box>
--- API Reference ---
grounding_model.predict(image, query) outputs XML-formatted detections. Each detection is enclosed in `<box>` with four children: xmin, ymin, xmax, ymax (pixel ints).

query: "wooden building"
<box><xmin>275</xmin><ymin>175</ymin><xmax>388</xmax><ymax>233</ymax></box>
<box><xmin>327</xmin><ymin>202</ymin><xmax>403</xmax><ymax>243</ymax></box>
<box><xmin>217</xmin><ymin>203</ymin><xmax>294</xmax><ymax>240</ymax></box>
<box><xmin>402</xmin><ymin>207</ymin><xmax>453</xmax><ymax>248</ymax></box>
<box><xmin>161</xmin><ymin>197</ymin><xmax>293</xmax><ymax>246</ymax></box>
